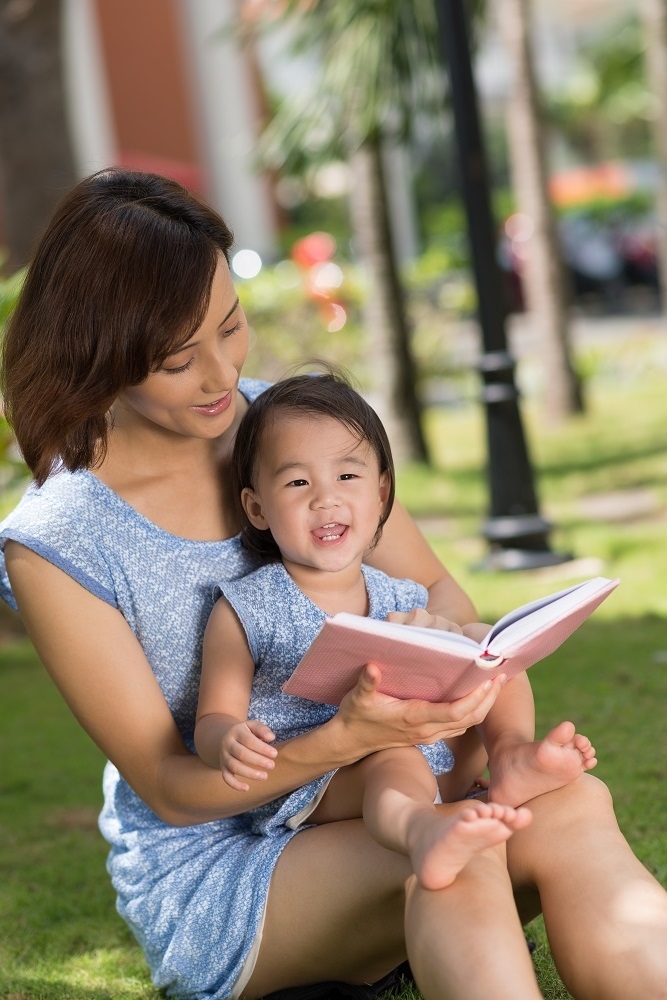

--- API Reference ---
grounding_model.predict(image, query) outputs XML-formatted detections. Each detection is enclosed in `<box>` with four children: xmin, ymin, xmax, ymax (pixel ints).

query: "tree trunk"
<box><xmin>0</xmin><ymin>0</ymin><xmax>77</xmax><ymax>272</ymax></box>
<box><xmin>347</xmin><ymin>136</ymin><xmax>428</xmax><ymax>465</ymax></box>
<box><xmin>640</xmin><ymin>0</ymin><xmax>667</xmax><ymax>309</ymax></box>
<box><xmin>498</xmin><ymin>0</ymin><xmax>584</xmax><ymax>422</ymax></box>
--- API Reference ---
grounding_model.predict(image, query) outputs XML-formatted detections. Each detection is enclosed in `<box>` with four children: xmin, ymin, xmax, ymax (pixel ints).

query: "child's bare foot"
<box><xmin>407</xmin><ymin>800</ymin><xmax>532</xmax><ymax>891</ymax></box>
<box><xmin>488</xmin><ymin>720</ymin><xmax>597</xmax><ymax>807</ymax></box>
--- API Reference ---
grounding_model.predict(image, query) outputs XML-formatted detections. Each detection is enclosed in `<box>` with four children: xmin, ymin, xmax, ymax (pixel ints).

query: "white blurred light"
<box><xmin>312</xmin><ymin>161</ymin><xmax>350</xmax><ymax>198</ymax></box>
<box><xmin>312</xmin><ymin>262</ymin><xmax>344</xmax><ymax>290</ymax></box>
<box><xmin>325</xmin><ymin>303</ymin><xmax>347</xmax><ymax>332</ymax></box>
<box><xmin>504</xmin><ymin>213</ymin><xmax>534</xmax><ymax>243</ymax></box>
<box><xmin>232</xmin><ymin>249</ymin><xmax>262</xmax><ymax>279</ymax></box>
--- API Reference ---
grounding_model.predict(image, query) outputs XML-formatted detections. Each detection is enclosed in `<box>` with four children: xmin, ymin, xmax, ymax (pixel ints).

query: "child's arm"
<box><xmin>424</xmin><ymin>614</ymin><xmax>536</xmax><ymax>750</ymax></box>
<box><xmin>365</xmin><ymin>500</ymin><xmax>478</xmax><ymax>624</ymax></box>
<box><xmin>412</xmin><ymin>607</ymin><xmax>537</xmax><ymax>801</ymax></box>
<box><xmin>455</xmin><ymin>622</ymin><xmax>536</xmax><ymax>751</ymax></box>
<box><xmin>195</xmin><ymin>597</ymin><xmax>277</xmax><ymax>792</ymax></box>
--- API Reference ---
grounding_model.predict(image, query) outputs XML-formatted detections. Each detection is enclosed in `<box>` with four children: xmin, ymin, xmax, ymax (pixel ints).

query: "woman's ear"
<box><xmin>241</xmin><ymin>487</ymin><xmax>269</xmax><ymax>529</ymax></box>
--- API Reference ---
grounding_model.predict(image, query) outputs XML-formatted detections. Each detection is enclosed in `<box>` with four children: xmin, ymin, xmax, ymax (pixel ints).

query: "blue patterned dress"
<box><xmin>0</xmin><ymin>379</ymin><xmax>289</xmax><ymax>999</ymax></box>
<box><xmin>218</xmin><ymin>563</ymin><xmax>454</xmax><ymax>835</ymax></box>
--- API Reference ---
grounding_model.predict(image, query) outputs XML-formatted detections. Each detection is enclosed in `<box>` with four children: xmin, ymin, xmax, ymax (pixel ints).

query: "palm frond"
<box><xmin>256</xmin><ymin>0</ymin><xmax>451</xmax><ymax>169</ymax></box>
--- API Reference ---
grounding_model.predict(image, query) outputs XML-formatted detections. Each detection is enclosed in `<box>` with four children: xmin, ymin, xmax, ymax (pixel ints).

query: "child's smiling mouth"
<box><xmin>312</xmin><ymin>523</ymin><xmax>347</xmax><ymax>542</ymax></box>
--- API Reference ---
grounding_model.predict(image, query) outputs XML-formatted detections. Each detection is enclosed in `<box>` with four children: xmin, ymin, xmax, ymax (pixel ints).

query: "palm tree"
<box><xmin>497</xmin><ymin>0</ymin><xmax>583</xmax><ymax>421</ymax></box>
<box><xmin>0</xmin><ymin>0</ymin><xmax>77</xmax><ymax>273</ymax></box>
<box><xmin>257</xmin><ymin>0</ymin><xmax>453</xmax><ymax>463</ymax></box>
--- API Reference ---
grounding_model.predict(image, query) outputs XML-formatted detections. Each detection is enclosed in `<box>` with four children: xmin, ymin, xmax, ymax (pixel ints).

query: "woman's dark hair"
<box><xmin>232</xmin><ymin>368</ymin><xmax>396</xmax><ymax>562</ymax></box>
<box><xmin>0</xmin><ymin>168</ymin><xmax>234</xmax><ymax>485</ymax></box>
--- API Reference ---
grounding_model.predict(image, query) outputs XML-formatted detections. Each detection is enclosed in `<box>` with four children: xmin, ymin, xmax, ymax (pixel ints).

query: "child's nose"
<box><xmin>311</xmin><ymin>490</ymin><xmax>339</xmax><ymax>510</ymax></box>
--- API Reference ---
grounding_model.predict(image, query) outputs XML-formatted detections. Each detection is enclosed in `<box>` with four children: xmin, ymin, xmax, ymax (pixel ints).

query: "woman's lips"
<box><xmin>191</xmin><ymin>392</ymin><xmax>233</xmax><ymax>416</ymax></box>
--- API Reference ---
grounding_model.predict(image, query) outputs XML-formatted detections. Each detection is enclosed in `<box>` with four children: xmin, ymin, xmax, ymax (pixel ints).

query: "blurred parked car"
<box><xmin>498</xmin><ymin>162</ymin><xmax>661</xmax><ymax>313</ymax></box>
<box><xmin>498</xmin><ymin>209</ymin><xmax>659</xmax><ymax>313</ymax></box>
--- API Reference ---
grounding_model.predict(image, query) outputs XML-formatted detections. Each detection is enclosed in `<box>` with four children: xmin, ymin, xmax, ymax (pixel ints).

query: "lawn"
<box><xmin>1</xmin><ymin>330</ymin><xmax>666</xmax><ymax>999</ymax></box>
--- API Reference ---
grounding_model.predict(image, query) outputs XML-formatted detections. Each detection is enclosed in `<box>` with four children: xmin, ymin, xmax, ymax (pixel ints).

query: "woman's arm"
<box><xmin>365</xmin><ymin>499</ymin><xmax>477</xmax><ymax>624</ymax></box>
<box><xmin>6</xmin><ymin>542</ymin><xmax>501</xmax><ymax>827</ymax></box>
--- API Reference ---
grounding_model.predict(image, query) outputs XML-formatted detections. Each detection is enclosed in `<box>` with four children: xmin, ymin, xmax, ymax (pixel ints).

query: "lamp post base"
<box><xmin>475</xmin><ymin>547</ymin><xmax>574</xmax><ymax>573</ymax></box>
<box><xmin>475</xmin><ymin>513</ymin><xmax>573</xmax><ymax>572</ymax></box>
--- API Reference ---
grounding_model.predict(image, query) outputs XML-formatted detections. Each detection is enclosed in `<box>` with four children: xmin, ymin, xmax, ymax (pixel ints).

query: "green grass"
<box><xmin>1</xmin><ymin>337</ymin><xmax>667</xmax><ymax>998</ymax></box>
<box><xmin>0</xmin><ymin>640</ymin><xmax>161</xmax><ymax>1000</ymax></box>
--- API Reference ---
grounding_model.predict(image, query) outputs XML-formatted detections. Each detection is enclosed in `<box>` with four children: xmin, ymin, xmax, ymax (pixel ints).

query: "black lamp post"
<box><xmin>434</xmin><ymin>0</ymin><xmax>571</xmax><ymax>570</ymax></box>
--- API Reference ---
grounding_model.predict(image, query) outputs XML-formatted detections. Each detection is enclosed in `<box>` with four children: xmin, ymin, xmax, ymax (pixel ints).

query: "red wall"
<box><xmin>94</xmin><ymin>0</ymin><xmax>205</xmax><ymax>192</ymax></box>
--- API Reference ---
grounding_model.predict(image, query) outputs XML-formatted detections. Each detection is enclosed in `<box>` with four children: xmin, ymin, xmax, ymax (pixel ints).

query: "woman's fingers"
<box><xmin>354</xmin><ymin>661</ymin><xmax>383</xmax><ymax>695</ymax></box>
<box><xmin>340</xmin><ymin>666</ymin><xmax>505</xmax><ymax>747</ymax></box>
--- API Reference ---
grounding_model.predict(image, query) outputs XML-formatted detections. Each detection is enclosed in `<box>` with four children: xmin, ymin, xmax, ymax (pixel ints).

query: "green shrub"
<box><xmin>0</xmin><ymin>267</ymin><xmax>28</xmax><ymax>500</ymax></box>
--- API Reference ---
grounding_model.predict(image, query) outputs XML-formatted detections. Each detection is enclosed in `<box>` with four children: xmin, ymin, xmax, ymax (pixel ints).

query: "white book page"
<box><xmin>485</xmin><ymin>578</ymin><xmax>608</xmax><ymax>651</ymax></box>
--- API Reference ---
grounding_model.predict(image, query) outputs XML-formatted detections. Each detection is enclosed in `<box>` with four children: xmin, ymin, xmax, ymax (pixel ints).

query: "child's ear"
<box><xmin>241</xmin><ymin>488</ymin><xmax>269</xmax><ymax>529</ymax></box>
<box><xmin>378</xmin><ymin>471</ymin><xmax>391</xmax><ymax>509</ymax></box>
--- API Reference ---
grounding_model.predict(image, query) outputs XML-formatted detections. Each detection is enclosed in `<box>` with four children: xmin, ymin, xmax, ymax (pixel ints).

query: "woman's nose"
<box><xmin>200</xmin><ymin>349</ymin><xmax>236</xmax><ymax>393</ymax></box>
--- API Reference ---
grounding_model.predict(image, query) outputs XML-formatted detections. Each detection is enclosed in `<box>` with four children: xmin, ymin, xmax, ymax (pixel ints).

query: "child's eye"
<box><xmin>162</xmin><ymin>358</ymin><xmax>194</xmax><ymax>375</ymax></box>
<box><xmin>287</xmin><ymin>479</ymin><xmax>308</xmax><ymax>487</ymax></box>
<box><xmin>339</xmin><ymin>473</ymin><xmax>358</xmax><ymax>481</ymax></box>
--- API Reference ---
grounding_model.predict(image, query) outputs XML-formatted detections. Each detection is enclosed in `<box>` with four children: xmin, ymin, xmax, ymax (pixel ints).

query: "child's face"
<box><xmin>242</xmin><ymin>414</ymin><xmax>390</xmax><ymax>575</ymax></box>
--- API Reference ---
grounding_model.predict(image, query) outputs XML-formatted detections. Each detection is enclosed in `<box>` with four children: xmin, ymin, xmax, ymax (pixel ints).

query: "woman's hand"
<box><xmin>335</xmin><ymin>662</ymin><xmax>505</xmax><ymax>753</ymax></box>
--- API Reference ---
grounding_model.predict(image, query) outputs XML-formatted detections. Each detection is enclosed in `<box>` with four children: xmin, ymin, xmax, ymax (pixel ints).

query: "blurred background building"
<box><xmin>62</xmin><ymin>0</ymin><xmax>279</xmax><ymax>258</ymax></box>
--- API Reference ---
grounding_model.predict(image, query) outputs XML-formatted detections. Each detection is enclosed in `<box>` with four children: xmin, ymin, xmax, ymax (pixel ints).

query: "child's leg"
<box><xmin>309</xmin><ymin>747</ymin><xmax>532</xmax><ymax>890</ymax></box>
<box><xmin>475</xmin><ymin>673</ymin><xmax>597</xmax><ymax>807</ymax></box>
<box><xmin>438</xmin><ymin>726</ymin><xmax>489</xmax><ymax>802</ymax></box>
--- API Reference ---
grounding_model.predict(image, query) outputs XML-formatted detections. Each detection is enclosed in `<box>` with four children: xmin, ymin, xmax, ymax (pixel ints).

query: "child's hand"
<box><xmin>219</xmin><ymin>720</ymin><xmax>277</xmax><ymax>792</ymax></box>
<box><xmin>386</xmin><ymin>608</ymin><xmax>463</xmax><ymax>634</ymax></box>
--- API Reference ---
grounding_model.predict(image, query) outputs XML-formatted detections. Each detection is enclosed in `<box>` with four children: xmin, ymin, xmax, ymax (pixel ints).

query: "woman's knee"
<box><xmin>541</xmin><ymin>772</ymin><xmax>615</xmax><ymax>820</ymax></box>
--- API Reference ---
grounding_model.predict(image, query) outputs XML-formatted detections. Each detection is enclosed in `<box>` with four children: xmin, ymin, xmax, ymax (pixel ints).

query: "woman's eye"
<box><xmin>162</xmin><ymin>358</ymin><xmax>194</xmax><ymax>375</ymax></box>
<box><xmin>222</xmin><ymin>321</ymin><xmax>242</xmax><ymax>339</ymax></box>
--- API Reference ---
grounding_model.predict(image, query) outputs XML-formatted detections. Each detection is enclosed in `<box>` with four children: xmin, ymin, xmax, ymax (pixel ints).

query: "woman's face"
<box><xmin>114</xmin><ymin>256</ymin><xmax>249</xmax><ymax>441</ymax></box>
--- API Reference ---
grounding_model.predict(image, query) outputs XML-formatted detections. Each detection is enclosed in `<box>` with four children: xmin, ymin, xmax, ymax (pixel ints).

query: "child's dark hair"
<box><xmin>232</xmin><ymin>369</ymin><xmax>396</xmax><ymax>562</ymax></box>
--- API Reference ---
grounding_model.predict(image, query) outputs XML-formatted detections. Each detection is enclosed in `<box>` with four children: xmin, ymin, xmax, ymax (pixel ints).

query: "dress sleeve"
<box><xmin>392</xmin><ymin>575</ymin><xmax>429</xmax><ymax>613</ymax></box>
<box><xmin>216</xmin><ymin>564</ymin><xmax>284</xmax><ymax>667</ymax></box>
<box><xmin>0</xmin><ymin>480</ymin><xmax>117</xmax><ymax>611</ymax></box>
<box><xmin>361</xmin><ymin>564</ymin><xmax>428</xmax><ymax>621</ymax></box>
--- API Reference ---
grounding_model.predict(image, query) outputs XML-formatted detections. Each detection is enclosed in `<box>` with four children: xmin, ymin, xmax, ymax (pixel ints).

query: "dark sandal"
<box><xmin>259</xmin><ymin>960</ymin><xmax>413</xmax><ymax>999</ymax></box>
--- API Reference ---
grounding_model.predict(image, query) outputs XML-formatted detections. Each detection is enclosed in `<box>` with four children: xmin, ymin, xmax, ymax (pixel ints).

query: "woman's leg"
<box><xmin>405</xmin><ymin>849</ymin><xmax>542</xmax><ymax>1000</ymax></box>
<box><xmin>242</xmin><ymin>812</ymin><xmax>543</xmax><ymax>1000</ymax></box>
<box><xmin>507</xmin><ymin>774</ymin><xmax>667</xmax><ymax>999</ymax></box>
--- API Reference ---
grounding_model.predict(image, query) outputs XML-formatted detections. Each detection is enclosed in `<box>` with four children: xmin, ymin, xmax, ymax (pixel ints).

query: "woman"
<box><xmin>1</xmin><ymin>169</ymin><xmax>666</xmax><ymax>1000</ymax></box>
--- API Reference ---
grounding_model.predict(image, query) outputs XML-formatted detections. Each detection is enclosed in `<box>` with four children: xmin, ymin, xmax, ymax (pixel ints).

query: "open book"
<box><xmin>282</xmin><ymin>576</ymin><xmax>619</xmax><ymax>705</ymax></box>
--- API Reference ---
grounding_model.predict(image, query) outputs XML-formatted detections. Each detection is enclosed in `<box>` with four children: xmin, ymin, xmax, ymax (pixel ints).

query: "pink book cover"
<box><xmin>282</xmin><ymin>577</ymin><xmax>620</xmax><ymax>705</ymax></box>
